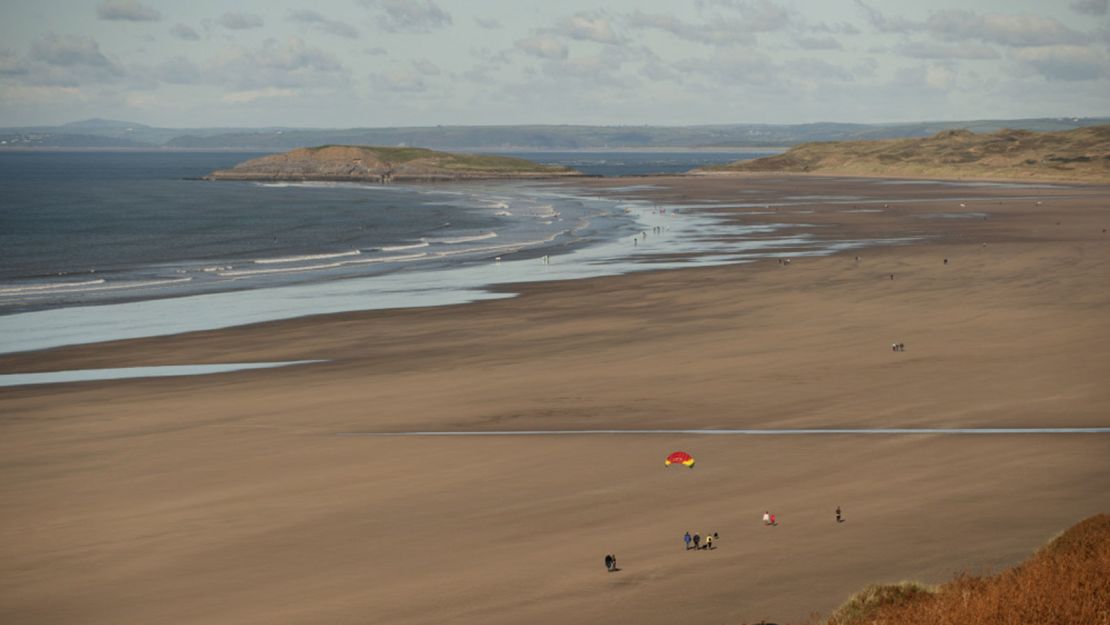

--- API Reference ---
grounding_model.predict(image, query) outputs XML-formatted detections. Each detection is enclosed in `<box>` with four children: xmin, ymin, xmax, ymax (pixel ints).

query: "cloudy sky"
<box><xmin>1</xmin><ymin>0</ymin><xmax>1107</xmax><ymax>127</ymax></box>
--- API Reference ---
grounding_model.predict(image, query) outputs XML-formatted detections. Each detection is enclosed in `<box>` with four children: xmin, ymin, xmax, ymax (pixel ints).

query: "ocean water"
<box><xmin>1</xmin><ymin>149</ymin><xmax>903</xmax><ymax>355</ymax></box>
<box><xmin>0</xmin><ymin>151</ymin><xmax>639</xmax><ymax>313</ymax></box>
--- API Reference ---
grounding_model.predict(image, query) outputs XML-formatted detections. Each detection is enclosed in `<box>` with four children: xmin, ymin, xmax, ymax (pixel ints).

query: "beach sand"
<box><xmin>2</xmin><ymin>175</ymin><xmax>1108</xmax><ymax>624</ymax></box>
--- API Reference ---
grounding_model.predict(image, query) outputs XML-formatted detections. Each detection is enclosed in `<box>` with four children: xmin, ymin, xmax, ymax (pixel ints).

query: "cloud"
<box><xmin>0</xmin><ymin>49</ymin><xmax>29</xmax><ymax>76</ymax></box>
<box><xmin>924</xmin><ymin>63</ymin><xmax>957</xmax><ymax>89</ymax></box>
<box><xmin>784</xmin><ymin>57</ymin><xmax>855</xmax><ymax>82</ymax></box>
<box><xmin>626</xmin><ymin>11</ymin><xmax>756</xmax><ymax>45</ymax></box>
<box><xmin>854</xmin><ymin>3</ymin><xmax>1092</xmax><ymax>48</ymax></box>
<box><xmin>545</xmin><ymin>55</ymin><xmax>628</xmax><ymax>85</ymax></box>
<box><xmin>170</xmin><ymin>23</ymin><xmax>200</xmax><ymax>41</ymax></box>
<box><xmin>23</xmin><ymin>33</ymin><xmax>123</xmax><ymax>86</ymax></box>
<box><xmin>369</xmin><ymin>68</ymin><xmax>429</xmax><ymax>92</ymax></box>
<box><xmin>640</xmin><ymin>59</ymin><xmax>684</xmax><ymax>83</ymax></box>
<box><xmin>289</xmin><ymin>10</ymin><xmax>359</xmax><ymax>38</ymax></box>
<box><xmin>0</xmin><ymin>85</ymin><xmax>83</xmax><ymax>104</ymax></box>
<box><xmin>927</xmin><ymin>11</ymin><xmax>1089</xmax><ymax>47</ymax></box>
<box><xmin>363</xmin><ymin>0</ymin><xmax>452</xmax><ymax>33</ymax></box>
<box><xmin>854</xmin><ymin>0</ymin><xmax>922</xmax><ymax>34</ymax></box>
<box><xmin>896</xmin><ymin>41</ymin><xmax>999</xmax><ymax>60</ymax></box>
<box><xmin>154</xmin><ymin>57</ymin><xmax>201</xmax><ymax>84</ymax></box>
<box><xmin>1011</xmin><ymin>45</ymin><xmax>1109</xmax><ymax>81</ymax></box>
<box><xmin>795</xmin><ymin>35</ymin><xmax>842</xmax><ymax>50</ymax></box>
<box><xmin>412</xmin><ymin>59</ymin><xmax>440</xmax><ymax>76</ymax></box>
<box><xmin>515</xmin><ymin>35</ymin><xmax>568</xmax><ymax>60</ymax></box>
<box><xmin>475</xmin><ymin>17</ymin><xmax>501</xmax><ymax>29</ymax></box>
<box><xmin>1070</xmin><ymin>0</ymin><xmax>1108</xmax><ymax>16</ymax></box>
<box><xmin>809</xmin><ymin>21</ymin><xmax>860</xmax><ymax>36</ymax></box>
<box><xmin>555</xmin><ymin>13</ymin><xmax>621</xmax><ymax>44</ymax></box>
<box><xmin>732</xmin><ymin>0</ymin><xmax>793</xmax><ymax>32</ymax></box>
<box><xmin>208</xmin><ymin>37</ymin><xmax>346</xmax><ymax>90</ymax></box>
<box><xmin>30</xmin><ymin>33</ymin><xmax>116</xmax><ymax>70</ymax></box>
<box><xmin>97</xmin><ymin>1</ymin><xmax>161</xmax><ymax>22</ymax></box>
<box><xmin>217</xmin><ymin>12</ymin><xmax>264</xmax><ymax>30</ymax></box>
<box><xmin>678</xmin><ymin>50</ymin><xmax>778</xmax><ymax>86</ymax></box>
<box><xmin>222</xmin><ymin>87</ymin><xmax>299</xmax><ymax>103</ymax></box>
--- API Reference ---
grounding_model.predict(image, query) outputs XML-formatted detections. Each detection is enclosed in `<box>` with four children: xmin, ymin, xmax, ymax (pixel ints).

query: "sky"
<box><xmin>0</xmin><ymin>0</ymin><xmax>1108</xmax><ymax>128</ymax></box>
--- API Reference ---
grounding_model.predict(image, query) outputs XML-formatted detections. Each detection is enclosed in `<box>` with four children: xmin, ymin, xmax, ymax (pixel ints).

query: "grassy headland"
<box><xmin>208</xmin><ymin>145</ymin><xmax>582</xmax><ymax>181</ymax></box>
<box><xmin>700</xmin><ymin>125</ymin><xmax>1110</xmax><ymax>183</ymax></box>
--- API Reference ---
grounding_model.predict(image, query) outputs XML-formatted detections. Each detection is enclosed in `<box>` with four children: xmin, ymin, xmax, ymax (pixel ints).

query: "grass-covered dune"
<box><xmin>816</xmin><ymin>514</ymin><xmax>1110</xmax><ymax>625</ymax></box>
<box><xmin>700</xmin><ymin>126</ymin><xmax>1110</xmax><ymax>183</ymax></box>
<box><xmin>208</xmin><ymin>145</ymin><xmax>583</xmax><ymax>182</ymax></box>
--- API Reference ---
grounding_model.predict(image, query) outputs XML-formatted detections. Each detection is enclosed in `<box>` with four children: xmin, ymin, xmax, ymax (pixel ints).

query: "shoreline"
<box><xmin>2</xmin><ymin>173</ymin><xmax>1108</xmax><ymax>625</ymax></box>
<box><xmin>3</xmin><ymin>172</ymin><xmax>1107</xmax><ymax>363</ymax></box>
<box><xmin>0</xmin><ymin>176</ymin><xmax>920</xmax><ymax>356</ymax></box>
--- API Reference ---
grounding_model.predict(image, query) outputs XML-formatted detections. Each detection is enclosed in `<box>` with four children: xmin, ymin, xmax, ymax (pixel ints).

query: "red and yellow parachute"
<box><xmin>665</xmin><ymin>451</ymin><xmax>695</xmax><ymax>468</ymax></box>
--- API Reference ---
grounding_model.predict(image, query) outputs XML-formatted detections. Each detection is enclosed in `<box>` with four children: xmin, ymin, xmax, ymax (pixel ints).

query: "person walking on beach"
<box><xmin>605</xmin><ymin>554</ymin><xmax>616</xmax><ymax>572</ymax></box>
<box><xmin>692</xmin><ymin>533</ymin><xmax>700</xmax><ymax>550</ymax></box>
<box><xmin>762</xmin><ymin>511</ymin><xmax>771</xmax><ymax>525</ymax></box>
<box><xmin>705</xmin><ymin>533</ymin><xmax>714</xmax><ymax>550</ymax></box>
<box><xmin>684</xmin><ymin>531</ymin><xmax>692</xmax><ymax>551</ymax></box>
<box><xmin>836</xmin><ymin>506</ymin><xmax>843</xmax><ymax>523</ymax></box>
<box><xmin>770</xmin><ymin>513</ymin><xmax>777</xmax><ymax>526</ymax></box>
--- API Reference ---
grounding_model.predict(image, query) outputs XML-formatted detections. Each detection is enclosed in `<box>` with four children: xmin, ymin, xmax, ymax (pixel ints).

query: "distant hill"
<box><xmin>698</xmin><ymin>126</ymin><xmax>1110</xmax><ymax>182</ymax></box>
<box><xmin>60</xmin><ymin>118</ymin><xmax>150</xmax><ymax>129</ymax></box>
<box><xmin>2</xmin><ymin>117</ymin><xmax>1108</xmax><ymax>150</ymax></box>
<box><xmin>207</xmin><ymin>145</ymin><xmax>583</xmax><ymax>181</ymax></box>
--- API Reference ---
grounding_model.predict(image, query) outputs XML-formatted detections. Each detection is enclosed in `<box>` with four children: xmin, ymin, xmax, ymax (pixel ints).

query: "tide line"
<box><xmin>336</xmin><ymin>427</ymin><xmax>1110</xmax><ymax>437</ymax></box>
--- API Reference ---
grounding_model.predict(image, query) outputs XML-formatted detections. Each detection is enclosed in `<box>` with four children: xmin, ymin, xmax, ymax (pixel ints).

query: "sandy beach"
<box><xmin>2</xmin><ymin>174</ymin><xmax>1109</xmax><ymax>624</ymax></box>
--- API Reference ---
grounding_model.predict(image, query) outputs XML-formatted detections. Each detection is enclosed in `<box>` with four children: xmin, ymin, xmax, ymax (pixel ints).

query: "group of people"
<box><xmin>891</xmin><ymin>342</ymin><xmax>906</xmax><ymax>352</ymax></box>
<box><xmin>683</xmin><ymin>531</ymin><xmax>720</xmax><ymax>551</ymax></box>
<box><xmin>607</xmin><ymin>507</ymin><xmax>845</xmax><ymax>572</ymax></box>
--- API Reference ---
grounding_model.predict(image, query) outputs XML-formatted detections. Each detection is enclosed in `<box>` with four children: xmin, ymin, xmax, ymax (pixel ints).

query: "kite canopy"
<box><xmin>665</xmin><ymin>451</ymin><xmax>695</xmax><ymax>468</ymax></box>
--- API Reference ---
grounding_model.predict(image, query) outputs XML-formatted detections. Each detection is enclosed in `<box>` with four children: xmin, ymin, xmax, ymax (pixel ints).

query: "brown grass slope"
<box><xmin>820</xmin><ymin>514</ymin><xmax>1110</xmax><ymax>625</ymax></box>
<box><xmin>208</xmin><ymin>145</ymin><xmax>582</xmax><ymax>181</ymax></box>
<box><xmin>703</xmin><ymin>126</ymin><xmax>1110</xmax><ymax>182</ymax></box>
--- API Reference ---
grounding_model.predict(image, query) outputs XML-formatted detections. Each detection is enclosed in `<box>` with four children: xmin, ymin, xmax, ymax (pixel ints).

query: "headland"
<box><xmin>698</xmin><ymin>125</ymin><xmax>1110</xmax><ymax>183</ymax></box>
<box><xmin>207</xmin><ymin>145</ymin><xmax>584</xmax><ymax>182</ymax></box>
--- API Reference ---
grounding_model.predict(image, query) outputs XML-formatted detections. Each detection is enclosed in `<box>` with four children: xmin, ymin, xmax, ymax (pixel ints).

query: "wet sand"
<box><xmin>2</xmin><ymin>175</ymin><xmax>1109</xmax><ymax>624</ymax></box>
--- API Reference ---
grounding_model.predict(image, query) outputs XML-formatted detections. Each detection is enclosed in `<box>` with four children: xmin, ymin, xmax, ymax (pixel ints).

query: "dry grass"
<box><xmin>817</xmin><ymin>514</ymin><xmax>1110</xmax><ymax>625</ymax></box>
<box><xmin>706</xmin><ymin>125</ymin><xmax>1110</xmax><ymax>182</ymax></box>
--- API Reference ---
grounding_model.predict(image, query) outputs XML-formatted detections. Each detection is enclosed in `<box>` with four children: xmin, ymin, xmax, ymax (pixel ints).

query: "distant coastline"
<box><xmin>5</xmin><ymin>116</ymin><xmax>1108</xmax><ymax>151</ymax></box>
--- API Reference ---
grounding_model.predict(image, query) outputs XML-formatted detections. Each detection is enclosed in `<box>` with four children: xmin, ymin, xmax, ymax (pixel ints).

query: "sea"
<box><xmin>2</xmin><ymin>148</ymin><xmax>901</xmax><ymax>355</ymax></box>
